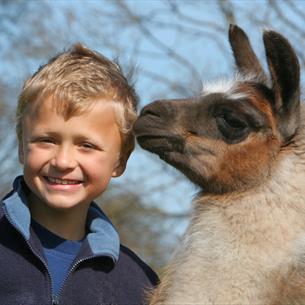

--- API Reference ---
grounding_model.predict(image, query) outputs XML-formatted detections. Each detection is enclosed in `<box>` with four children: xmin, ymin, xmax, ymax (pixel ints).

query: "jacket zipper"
<box><xmin>3</xmin><ymin>210</ymin><xmax>56</xmax><ymax>305</ymax></box>
<box><xmin>54</xmin><ymin>255</ymin><xmax>97</xmax><ymax>302</ymax></box>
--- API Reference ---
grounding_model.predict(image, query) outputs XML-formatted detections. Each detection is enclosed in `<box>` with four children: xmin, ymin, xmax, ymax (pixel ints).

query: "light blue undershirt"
<box><xmin>31</xmin><ymin>220</ymin><xmax>83</xmax><ymax>297</ymax></box>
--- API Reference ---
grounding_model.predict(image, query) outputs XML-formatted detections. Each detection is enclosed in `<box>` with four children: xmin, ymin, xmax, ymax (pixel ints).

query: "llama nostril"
<box><xmin>140</xmin><ymin>100</ymin><xmax>170</xmax><ymax>118</ymax></box>
<box><xmin>142</xmin><ymin>109</ymin><xmax>159</xmax><ymax>118</ymax></box>
<box><xmin>140</xmin><ymin>105</ymin><xmax>161</xmax><ymax>118</ymax></box>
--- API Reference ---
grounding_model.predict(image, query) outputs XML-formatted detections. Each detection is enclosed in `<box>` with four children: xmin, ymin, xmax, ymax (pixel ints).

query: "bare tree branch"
<box><xmin>116</xmin><ymin>0</ymin><xmax>202</xmax><ymax>83</ymax></box>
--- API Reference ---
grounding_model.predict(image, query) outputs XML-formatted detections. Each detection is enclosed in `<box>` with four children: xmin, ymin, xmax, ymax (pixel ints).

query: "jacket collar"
<box><xmin>2</xmin><ymin>176</ymin><xmax>120</xmax><ymax>261</ymax></box>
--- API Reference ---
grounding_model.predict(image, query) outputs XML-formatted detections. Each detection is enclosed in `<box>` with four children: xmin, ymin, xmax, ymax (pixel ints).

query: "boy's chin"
<box><xmin>29</xmin><ymin>191</ymin><xmax>91</xmax><ymax>213</ymax></box>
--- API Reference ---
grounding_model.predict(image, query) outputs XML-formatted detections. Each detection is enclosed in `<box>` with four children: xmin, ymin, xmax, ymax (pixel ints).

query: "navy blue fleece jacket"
<box><xmin>0</xmin><ymin>177</ymin><xmax>159</xmax><ymax>305</ymax></box>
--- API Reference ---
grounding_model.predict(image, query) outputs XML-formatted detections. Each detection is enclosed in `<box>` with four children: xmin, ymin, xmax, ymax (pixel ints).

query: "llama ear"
<box><xmin>263</xmin><ymin>30</ymin><xmax>300</xmax><ymax>141</ymax></box>
<box><xmin>228</xmin><ymin>24</ymin><xmax>266</xmax><ymax>79</ymax></box>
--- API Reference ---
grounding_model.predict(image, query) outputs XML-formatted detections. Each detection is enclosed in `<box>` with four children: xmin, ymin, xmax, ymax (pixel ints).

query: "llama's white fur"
<box><xmin>202</xmin><ymin>73</ymin><xmax>267</xmax><ymax>100</ymax></box>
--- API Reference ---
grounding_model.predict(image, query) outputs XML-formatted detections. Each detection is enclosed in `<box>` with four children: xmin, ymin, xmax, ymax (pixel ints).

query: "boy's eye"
<box><xmin>80</xmin><ymin>142</ymin><xmax>96</xmax><ymax>150</ymax></box>
<box><xmin>34</xmin><ymin>137</ymin><xmax>55</xmax><ymax>144</ymax></box>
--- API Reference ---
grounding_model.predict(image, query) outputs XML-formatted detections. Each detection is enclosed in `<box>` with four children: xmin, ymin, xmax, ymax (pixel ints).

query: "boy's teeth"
<box><xmin>47</xmin><ymin>177</ymin><xmax>79</xmax><ymax>185</ymax></box>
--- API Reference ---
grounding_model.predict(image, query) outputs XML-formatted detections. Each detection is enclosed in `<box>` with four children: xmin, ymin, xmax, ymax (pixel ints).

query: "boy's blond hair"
<box><xmin>16</xmin><ymin>43</ymin><xmax>138</xmax><ymax>157</ymax></box>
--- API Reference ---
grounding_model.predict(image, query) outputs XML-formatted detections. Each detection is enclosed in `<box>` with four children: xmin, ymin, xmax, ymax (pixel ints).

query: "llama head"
<box><xmin>133</xmin><ymin>25</ymin><xmax>300</xmax><ymax>194</ymax></box>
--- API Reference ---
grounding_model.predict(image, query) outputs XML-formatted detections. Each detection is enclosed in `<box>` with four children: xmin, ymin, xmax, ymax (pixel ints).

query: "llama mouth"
<box><xmin>44</xmin><ymin>177</ymin><xmax>81</xmax><ymax>185</ymax></box>
<box><xmin>136</xmin><ymin>135</ymin><xmax>184</xmax><ymax>154</ymax></box>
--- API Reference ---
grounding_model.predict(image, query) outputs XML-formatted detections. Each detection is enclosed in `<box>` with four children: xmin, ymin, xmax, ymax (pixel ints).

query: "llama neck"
<box><xmin>195</xmin><ymin>151</ymin><xmax>305</xmax><ymax>230</ymax></box>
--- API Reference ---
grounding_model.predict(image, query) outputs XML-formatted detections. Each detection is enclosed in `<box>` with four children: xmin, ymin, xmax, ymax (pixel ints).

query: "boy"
<box><xmin>0</xmin><ymin>44</ymin><xmax>158</xmax><ymax>305</ymax></box>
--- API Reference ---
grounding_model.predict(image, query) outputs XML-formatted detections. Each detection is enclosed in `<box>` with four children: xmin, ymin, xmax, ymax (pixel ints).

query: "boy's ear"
<box><xmin>18</xmin><ymin>144</ymin><xmax>24</xmax><ymax>164</ymax></box>
<box><xmin>111</xmin><ymin>153</ymin><xmax>129</xmax><ymax>178</ymax></box>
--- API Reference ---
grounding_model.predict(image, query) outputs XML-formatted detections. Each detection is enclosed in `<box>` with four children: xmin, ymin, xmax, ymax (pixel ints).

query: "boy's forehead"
<box><xmin>26</xmin><ymin>95</ymin><xmax>88</xmax><ymax>114</ymax></box>
<box><xmin>24</xmin><ymin>95</ymin><xmax>120</xmax><ymax>121</ymax></box>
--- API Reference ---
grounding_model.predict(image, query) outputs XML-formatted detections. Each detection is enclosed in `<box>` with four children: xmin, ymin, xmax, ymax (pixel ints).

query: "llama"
<box><xmin>133</xmin><ymin>25</ymin><xmax>305</xmax><ymax>304</ymax></box>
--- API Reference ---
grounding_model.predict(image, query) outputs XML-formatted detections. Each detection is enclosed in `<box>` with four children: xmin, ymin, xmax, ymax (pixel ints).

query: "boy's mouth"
<box><xmin>44</xmin><ymin>176</ymin><xmax>81</xmax><ymax>185</ymax></box>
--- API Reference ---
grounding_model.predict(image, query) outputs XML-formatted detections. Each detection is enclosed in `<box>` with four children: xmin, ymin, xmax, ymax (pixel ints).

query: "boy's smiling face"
<box><xmin>19</xmin><ymin>97</ymin><xmax>124</xmax><ymax>212</ymax></box>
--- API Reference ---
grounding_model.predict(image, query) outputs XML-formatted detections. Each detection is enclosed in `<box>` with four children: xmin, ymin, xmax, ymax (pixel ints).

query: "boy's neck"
<box><xmin>28</xmin><ymin>194</ymin><xmax>89</xmax><ymax>241</ymax></box>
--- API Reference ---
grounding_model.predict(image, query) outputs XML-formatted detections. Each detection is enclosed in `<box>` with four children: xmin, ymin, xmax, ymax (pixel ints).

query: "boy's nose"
<box><xmin>50</xmin><ymin>146</ymin><xmax>77</xmax><ymax>170</ymax></box>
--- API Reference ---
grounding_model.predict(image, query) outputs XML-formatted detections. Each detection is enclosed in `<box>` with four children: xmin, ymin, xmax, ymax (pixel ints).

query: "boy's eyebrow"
<box><xmin>32</xmin><ymin>130</ymin><xmax>103</xmax><ymax>141</ymax></box>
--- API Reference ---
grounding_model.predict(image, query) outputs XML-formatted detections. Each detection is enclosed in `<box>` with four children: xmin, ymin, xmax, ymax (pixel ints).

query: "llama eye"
<box><xmin>216</xmin><ymin>113</ymin><xmax>249</xmax><ymax>143</ymax></box>
<box><xmin>220</xmin><ymin>114</ymin><xmax>247</xmax><ymax>129</ymax></box>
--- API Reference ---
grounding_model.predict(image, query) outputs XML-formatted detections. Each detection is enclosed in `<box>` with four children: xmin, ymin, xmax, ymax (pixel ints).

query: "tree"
<box><xmin>1</xmin><ymin>0</ymin><xmax>305</xmax><ymax>271</ymax></box>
